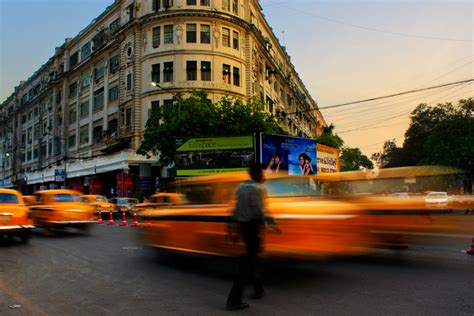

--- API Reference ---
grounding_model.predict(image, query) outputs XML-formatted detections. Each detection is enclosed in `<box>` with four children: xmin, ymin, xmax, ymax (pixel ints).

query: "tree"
<box><xmin>341</xmin><ymin>147</ymin><xmax>373</xmax><ymax>171</ymax></box>
<box><xmin>423</xmin><ymin>117</ymin><xmax>474</xmax><ymax>193</ymax></box>
<box><xmin>316</xmin><ymin>124</ymin><xmax>344</xmax><ymax>149</ymax></box>
<box><xmin>371</xmin><ymin>139</ymin><xmax>405</xmax><ymax>168</ymax></box>
<box><xmin>137</xmin><ymin>90</ymin><xmax>285</xmax><ymax>164</ymax></box>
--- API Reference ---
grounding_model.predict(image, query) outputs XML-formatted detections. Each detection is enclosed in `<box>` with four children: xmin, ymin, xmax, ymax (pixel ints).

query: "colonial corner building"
<box><xmin>0</xmin><ymin>0</ymin><xmax>326</xmax><ymax>195</ymax></box>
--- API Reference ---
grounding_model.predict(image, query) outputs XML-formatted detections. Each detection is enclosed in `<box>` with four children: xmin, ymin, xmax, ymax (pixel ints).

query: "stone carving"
<box><xmin>213</xmin><ymin>23</ymin><xmax>220</xmax><ymax>48</ymax></box>
<box><xmin>176</xmin><ymin>24</ymin><xmax>183</xmax><ymax>45</ymax></box>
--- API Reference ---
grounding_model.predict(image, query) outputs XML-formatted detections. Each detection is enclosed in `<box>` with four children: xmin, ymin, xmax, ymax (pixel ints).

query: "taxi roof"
<box><xmin>0</xmin><ymin>188</ymin><xmax>23</xmax><ymax>196</ymax></box>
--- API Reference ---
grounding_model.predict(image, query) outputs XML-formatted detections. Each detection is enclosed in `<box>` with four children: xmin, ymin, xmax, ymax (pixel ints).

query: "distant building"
<box><xmin>0</xmin><ymin>0</ymin><xmax>326</xmax><ymax>195</ymax></box>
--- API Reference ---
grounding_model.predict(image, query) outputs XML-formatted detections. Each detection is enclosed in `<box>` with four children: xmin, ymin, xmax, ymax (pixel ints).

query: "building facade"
<box><xmin>0</xmin><ymin>0</ymin><xmax>326</xmax><ymax>196</ymax></box>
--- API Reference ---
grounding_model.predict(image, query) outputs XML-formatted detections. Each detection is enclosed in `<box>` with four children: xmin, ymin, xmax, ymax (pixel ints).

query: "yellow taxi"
<box><xmin>136</xmin><ymin>193</ymin><xmax>189</xmax><ymax>212</ymax></box>
<box><xmin>23</xmin><ymin>195</ymin><xmax>37</xmax><ymax>206</ymax></box>
<box><xmin>30</xmin><ymin>190</ymin><xmax>95</xmax><ymax>234</ymax></box>
<box><xmin>0</xmin><ymin>189</ymin><xmax>34</xmax><ymax>243</ymax></box>
<box><xmin>138</xmin><ymin>173</ymin><xmax>373</xmax><ymax>260</ymax></box>
<box><xmin>80</xmin><ymin>194</ymin><xmax>112</xmax><ymax>215</ymax></box>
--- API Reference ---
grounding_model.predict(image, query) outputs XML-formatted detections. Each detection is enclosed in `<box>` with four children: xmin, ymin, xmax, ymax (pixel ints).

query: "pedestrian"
<box><xmin>226</xmin><ymin>163</ymin><xmax>281</xmax><ymax>310</ymax></box>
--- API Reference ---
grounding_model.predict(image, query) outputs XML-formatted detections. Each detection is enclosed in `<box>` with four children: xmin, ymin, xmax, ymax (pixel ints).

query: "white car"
<box><xmin>424</xmin><ymin>192</ymin><xmax>449</xmax><ymax>209</ymax></box>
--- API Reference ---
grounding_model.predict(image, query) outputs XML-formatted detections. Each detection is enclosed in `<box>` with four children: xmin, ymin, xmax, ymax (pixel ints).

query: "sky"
<box><xmin>1</xmin><ymin>0</ymin><xmax>472</xmax><ymax>157</ymax></box>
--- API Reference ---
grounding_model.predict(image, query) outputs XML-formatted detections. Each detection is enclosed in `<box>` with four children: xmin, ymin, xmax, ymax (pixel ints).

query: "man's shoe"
<box><xmin>226</xmin><ymin>302</ymin><xmax>250</xmax><ymax>311</ymax></box>
<box><xmin>253</xmin><ymin>290</ymin><xmax>265</xmax><ymax>299</ymax></box>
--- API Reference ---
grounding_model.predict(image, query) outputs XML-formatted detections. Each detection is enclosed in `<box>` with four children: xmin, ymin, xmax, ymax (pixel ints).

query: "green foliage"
<box><xmin>316</xmin><ymin>124</ymin><xmax>344</xmax><ymax>149</ymax></box>
<box><xmin>372</xmin><ymin>98</ymin><xmax>473</xmax><ymax>192</ymax></box>
<box><xmin>341</xmin><ymin>147</ymin><xmax>374</xmax><ymax>171</ymax></box>
<box><xmin>137</xmin><ymin>90</ymin><xmax>285</xmax><ymax>165</ymax></box>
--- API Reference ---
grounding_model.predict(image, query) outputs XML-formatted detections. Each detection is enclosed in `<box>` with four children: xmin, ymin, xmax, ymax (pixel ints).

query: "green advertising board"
<box><xmin>175</xmin><ymin>135</ymin><xmax>255</xmax><ymax>176</ymax></box>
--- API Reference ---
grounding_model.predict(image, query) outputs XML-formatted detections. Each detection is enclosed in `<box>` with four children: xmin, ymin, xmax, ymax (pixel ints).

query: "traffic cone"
<box><xmin>107</xmin><ymin>211</ymin><xmax>115</xmax><ymax>225</ymax></box>
<box><xmin>97</xmin><ymin>211</ymin><xmax>103</xmax><ymax>224</ymax></box>
<box><xmin>119</xmin><ymin>212</ymin><xmax>128</xmax><ymax>227</ymax></box>
<box><xmin>467</xmin><ymin>238</ymin><xmax>474</xmax><ymax>255</ymax></box>
<box><xmin>131</xmin><ymin>212</ymin><xmax>139</xmax><ymax>227</ymax></box>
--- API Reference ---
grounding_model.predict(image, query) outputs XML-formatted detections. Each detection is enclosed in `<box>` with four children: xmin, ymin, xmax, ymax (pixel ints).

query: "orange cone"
<box><xmin>131</xmin><ymin>212</ymin><xmax>139</xmax><ymax>227</ymax></box>
<box><xmin>467</xmin><ymin>238</ymin><xmax>474</xmax><ymax>255</ymax></box>
<box><xmin>97</xmin><ymin>211</ymin><xmax>103</xmax><ymax>224</ymax></box>
<box><xmin>107</xmin><ymin>211</ymin><xmax>115</xmax><ymax>225</ymax></box>
<box><xmin>119</xmin><ymin>212</ymin><xmax>128</xmax><ymax>227</ymax></box>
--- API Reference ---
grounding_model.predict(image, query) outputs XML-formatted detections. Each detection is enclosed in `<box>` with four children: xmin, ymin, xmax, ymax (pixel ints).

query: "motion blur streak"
<box><xmin>138</xmin><ymin>166</ymin><xmax>474</xmax><ymax>260</ymax></box>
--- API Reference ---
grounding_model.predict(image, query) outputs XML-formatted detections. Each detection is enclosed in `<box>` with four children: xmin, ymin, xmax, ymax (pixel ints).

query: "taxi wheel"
<box><xmin>19</xmin><ymin>231</ymin><xmax>31</xmax><ymax>244</ymax></box>
<box><xmin>81</xmin><ymin>224</ymin><xmax>92</xmax><ymax>236</ymax></box>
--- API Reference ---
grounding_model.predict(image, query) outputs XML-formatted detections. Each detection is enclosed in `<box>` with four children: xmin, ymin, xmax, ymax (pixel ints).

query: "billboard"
<box><xmin>260</xmin><ymin>134</ymin><xmax>317</xmax><ymax>175</ymax></box>
<box><xmin>316</xmin><ymin>144</ymin><xmax>340</xmax><ymax>174</ymax></box>
<box><xmin>175</xmin><ymin>136</ymin><xmax>255</xmax><ymax>176</ymax></box>
<box><xmin>55</xmin><ymin>169</ymin><xmax>66</xmax><ymax>182</ymax></box>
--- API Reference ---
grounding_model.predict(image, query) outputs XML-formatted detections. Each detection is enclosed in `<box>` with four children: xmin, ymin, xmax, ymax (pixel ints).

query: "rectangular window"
<box><xmin>69</xmin><ymin>51</ymin><xmax>79</xmax><ymax>69</ymax></box>
<box><xmin>125</xmin><ymin>108</ymin><xmax>132</xmax><ymax>127</ymax></box>
<box><xmin>69</xmin><ymin>106</ymin><xmax>77</xmax><ymax>125</ymax></box>
<box><xmin>80</xmin><ymin>100</ymin><xmax>89</xmax><ymax>117</ymax></box>
<box><xmin>187</xmin><ymin>0</ymin><xmax>196</xmax><ymax>4</ymax></box>
<box><xmin>80</xmin><ymin>125</ymin><xmax>89</xmax><ymax>145</ymax></box>
<box><xmin>223</xmin><ymin>64</ymin><xmax>231</xmax><ymax>84</ymax></box>
<box><xmin>151</xmin><ymin>101</ymin><xmax>160</xmax><ymax>112</ymax></box>
<box><xmin>33</xmin><ymin>148</ymin><xmax>38</xmax><ymax>159</ymax></box>
<box><xmin>186</xmin><ymin>61</ymin><xmax>197</xmax><ymax>81</ymax></box>
<box><xmin>81</xmin><ymin>42</ymin><xmax>91</xmax><ymax>60</ymax></box>
<box><xmin>81</xmin><ymin>73</ymin><xmax>90</xmax><ymax>89</ymax></box>
<box><xmin>201</xmin><ymin>0</ymin><xmax>210</xmax><ymax>5</ymax></box>
<box><xmin>68</xmin><ymin>134</ymin><xmax>76</xmax><ymax>148</ymax></box>
<box><xmin>200</xmin><ymin>24</ymin><xmax>210</xmax><ymax>44</ymax></box>
<box><xmin>233</xmin><ymin>67</ymin><xmax>240</xmax><ymax>86</ymax></box>
<box><xmin>186</xmin><ymin>24</ymin><xmax>197</xmax><ymax>43</ymax></box>
<box><xmin>94</xmin><ymin>65</ymin><xmax>105</xmax><ymax>82</ymax></box>
<box><xmin>164</xmin><ymin>25</ymin><xmax>173</xmax><ymax>44</ymax></box>
<box><xmin>151</xmin><ymin>63</ymin><xmax>160</xmax><ymax>83</ymax></box>
<box><xmin>201</xmin><ymin>61</ymin><xmax>211</xmax><ymax>81</ymax></box>
<box><xmin>109</xmin><ymin>55</ymin><xmax>119</xmax><ymax>74</ymax></box>
<box><xmin>93</xmin><ymin>88</ymin><xmax>104</xmax><ymax>111</ymax></box>
<box><xmin>232</xmin><ymin>0</ymin><xmax>238</xmax><ymax>14</ymax></box>
<box><xmin>222</xmin><ymin>0</ymin><xmax>230</xmax><ymax>11</ymax></box>
<box><xmin>109</xmin><ymin>86</ymin><xmax>119</xmax><ymax>102</ymax></box>
<box><xmin>222</xmin><ymin>28</ymin><xmax>230</xmax><ymax>47</ymax></box>
<box><xmin>163</xmin><ymin>0</ymin><xmax>173</xmax><ymax>9</ymax></box>
<box><xmin>126</xmin><ymin>72</ymin><xmax>133</xmax><ymax>90</ymax></box>
<box><xmin>110</xmin><ymin>19</ymin><xmax>120</xmax><ymax>34</ymax></box>
<box><xmin>163</xmin><ymin>62</ymin><xmax>174</xmax><ymax>82</ymax></box>
<box><xmin>233</xmin><ymin>31</ymin><xmax>239</xmax><ymax>49</ymax></box>
<box><xmin>69</xmin><ymin>82</ymin><xmax>77</xmax><ymax>98</ymax></box>
<box><xmin>152</xmin><ymin>26</ymin><xmax>161</xmax><ymax>48</ymax></box>
<box><xmin>163</xmin><ymin>99</ymin><xmax>173</xmax><ymax>111</ymax></box>
<box><xmin>93</xmin><ymin>120</ymin><xmax>103</xmax><ymax>144</ymax></box>
<box><xmin>34</xmin><ymin>107</ymin><xmax>39</xmax><ymax>117</ymax></box>
<box><xmin>152</xmin><ymin>0</ymin><xmax>160</xmax><ymax>11</ymax></box>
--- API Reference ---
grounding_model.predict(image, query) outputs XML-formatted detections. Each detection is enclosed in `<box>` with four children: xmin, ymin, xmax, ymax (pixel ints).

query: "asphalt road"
<box><xmin>1</xmin><ymin>222</ymin><xmax>473</xmax><ymax>316</ymax></box>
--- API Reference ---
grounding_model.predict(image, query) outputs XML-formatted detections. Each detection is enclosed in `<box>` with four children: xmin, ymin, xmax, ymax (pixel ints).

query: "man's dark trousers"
<box><xmin>227</xmin><ymin>220</ymin><xmax>264</xmax><ymax>306</ymax></box>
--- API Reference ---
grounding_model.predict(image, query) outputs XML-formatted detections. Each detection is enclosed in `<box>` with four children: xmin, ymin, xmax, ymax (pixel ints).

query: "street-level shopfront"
<box><xmin>21</xmin><ymin>150</ymin><xmax>158</xmax><ymax>198</ymax></box>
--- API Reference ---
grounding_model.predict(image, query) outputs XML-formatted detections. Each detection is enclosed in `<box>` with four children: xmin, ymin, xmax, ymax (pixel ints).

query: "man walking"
<box><xmin>226</xmin><ymin>163</ymin><xmax>280</xmax><ymax>310</ymax></box>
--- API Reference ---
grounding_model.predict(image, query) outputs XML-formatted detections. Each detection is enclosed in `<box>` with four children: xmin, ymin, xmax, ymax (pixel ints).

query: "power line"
<box><xmin>263</xmin><ymin>1</ymin><xmax>473</xmax><ymax>42</ymax></box>
<box><xmin>287</xmin><ymin>79</ymin><xmax>473</xmax><ymax>116</ymax></box>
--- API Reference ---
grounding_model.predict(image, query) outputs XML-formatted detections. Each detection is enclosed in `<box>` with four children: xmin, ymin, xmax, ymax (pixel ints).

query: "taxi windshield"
<box><xmin>53</xmin><ymin>194</ymin><xmax>80</xmax><ymax>202</ymax></box>
<box><xmin>94</xmin><ymin>197</ymin><xmax>108</xmax><ymax>202</ymax></box>
<box><xmin>0</xmin><ymin>193</ymin><xmax>19</xmax><ymax>204</ymax></box>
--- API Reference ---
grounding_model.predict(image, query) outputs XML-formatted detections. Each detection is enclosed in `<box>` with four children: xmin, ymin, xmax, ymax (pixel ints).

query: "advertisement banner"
<box><xmin>316</xmin><ymin>144</ymin><xmax>340</xmax><ymax>174</ymax></box>
<box><xmin>260</xmin><ymin>134</ymin><xmax>317</xmax><ymax>175</ymax></box>
<box><xmin>175</xmin><ymin>136</ymin><xmax>255</xmax><ymax>176</ymax></box>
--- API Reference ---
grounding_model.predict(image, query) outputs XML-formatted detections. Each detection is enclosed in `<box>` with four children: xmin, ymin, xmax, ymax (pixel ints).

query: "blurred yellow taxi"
<box><xmin>23</xmin><ymin>195</ymin><xmax>37</xmax><ymax>206</ymax></box>
<box><xmin>138</xmin><ymin>173</ymin><xmax>373</xmax><ymax>260</ymax></box>
<box><xmin>30</xmin><ymin>190</ymin><xmax>95</xmax><ymax>234</ymax></box>
<box><xmin>80</xmin><ymin>194</ymin><xmax>112</xmax><ymax>215</ymax></box>
<box><xmin>136</xmin><ymin>193</ymin><xmax>189</xmax><ymax>213</ymax></box>
<box><xmin>0</xmin><ymin>189</ymin><xmax>34</xmax><ymax>243</ymax></box>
